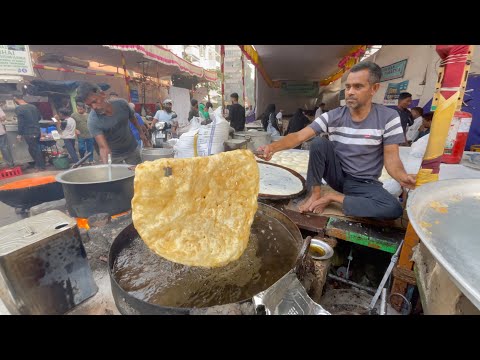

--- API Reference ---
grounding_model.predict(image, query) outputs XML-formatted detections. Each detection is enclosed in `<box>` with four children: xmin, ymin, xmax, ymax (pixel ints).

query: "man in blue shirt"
<box><xmin>129</xmin><ymin>103</ymin><xmax>145</xmax><ymax>148</ymax></box>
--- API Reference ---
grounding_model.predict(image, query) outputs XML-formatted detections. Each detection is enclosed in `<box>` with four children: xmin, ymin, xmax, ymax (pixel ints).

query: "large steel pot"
<box><xmin>56</xmin><ymin>164</ymin><xmax>134</xmax><ymax>218</ymax></box>
<box><xmin>108</xmin><ymin>202</ymin><xmax>309</xmax><ymax>315</ymax></box>
<box><xmin>141</xmin><ymin>148</ymin><xmax>174</xmax><ymax>162</ymax></box>
<box><xmin>0</xmin><ymin>171</ymin><xmax>64</xmax><ymax>209</ymax></box>
<box><xmin>233</xmin><ymin>131</ymin><xmax>272</xmax><ymax>152</ymax></box>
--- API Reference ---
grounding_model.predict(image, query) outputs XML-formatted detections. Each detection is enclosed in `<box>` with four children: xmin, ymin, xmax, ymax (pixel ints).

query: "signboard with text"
<box><xmin>383</xmin><ymin>80</ymin><xmax>409</xmax><ymax>106</ymax></box>
<box><xmin>280</xmin><ymin>81</ymin><xmax>319</xmax><ymax>97</ymax></box>
<box><xmin>0</xmin><ymin>45</ymin><xmax>34</xmax><ymax>76</ymax></box>
<box><xmin>380</xmin><ymin>59</ymin><xmax>408</xmax><ymax>82</ymax></box>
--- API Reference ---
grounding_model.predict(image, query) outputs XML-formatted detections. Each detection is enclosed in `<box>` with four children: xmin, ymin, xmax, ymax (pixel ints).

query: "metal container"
<box><xmin>141</xmin><ymin>148</ymin><xmax>174</xmax><ymax>162</ymax></box>
<box><xmin>56</xmin><ymin>164</ymin><xmax>135</xmax><ymax>218</ymax></box>
<box><xmin>233</xmin><ymin>131</ymin><xmax>272</xmax><ymax>152</ymax></box>
<box><xmin>309</xmin><ymin>239</ymin><xmax>334</xmax><ymax>261</ymax></box>
<box><xmin>5</xmin><ymin>124</ymin><xmax>34</xmax><ymax>165</ymax></box>
<box><xmin>0</xmin><ymin>210</ymin><xmax>97</xmax><ymax>314</ymax></box>
<box><xmin>407</xmin><ymin>178</ymin><xmax>480</xmax><ymax>310</ymax></box>
<box><xmin>0</xmin><ymin>171</ymin><xmax>64</xmax><ymax>210</ymax></box>
<box><xmin>224</xmin><ymin>139</ymin><xmax>247</xmax><ymax>152</ymax></box>
<box><xmin>108</xmin><ymin>202</ymin><xmax>308</xmax><ymax>315</ymax></box>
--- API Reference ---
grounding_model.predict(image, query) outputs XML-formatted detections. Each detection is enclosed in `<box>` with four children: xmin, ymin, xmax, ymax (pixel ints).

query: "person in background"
<box><xmin>245</xmin><ymin>105</ymin><xmax>253</xmax><ymax>117</ymax></box>
<box><xmin>285</xmin><ymin>108</ymin><xmax>310</xmax><ymax>137</ymax></box>
<box><xmin>71</xmin><ymin>102</ymin><xmax>95</xmax><ymax>164</ymax></box>
<box><xmin>76</xmin><ymin>82</ymin><xmax>149</xmax><ymax>165</ymax></box>
<box><xmin>396</xmin><ymin>92</ymin><xmax>413</xmax><ymax>136</ymax></box>
<box><xmin>13</xmin><ymin>95</ymin><xmax>46</xmax><ymax>171</ymax></box>
<box><xmin>205</xmin><ymin>101</ymin><xmax>213</xmax><ymax>113</ymax></box>
<box><xmin>153</xmin><ymin>99</ymin><xmax>177</xmax><ymax>134</ymax></box>
<box><xmin>188</xmin><ymin>99</ymin><xmax>199</xmax><ymax>122</ymax></box>
<box><xmin>276</xmin><ymin>109</ymin><xmax>284</xmax><ymax>133</ymax></box>
<box><xmin>261</xmin><ymin>104</ymin><xmax>281</xmax><ymax>137</ymax></box>
<box><xmin>155</xmin><ymin>101</ymin><xmax>162</xmax><ymax>113</ymax></box>
<box><xmin>199</xmin><ymin>103</ymin><xmax>211</xmax><ymax>125</ymax></box>
<box><xmin>405</xmin><ymin>107</ymin><xmax>424</xmax><ymax>144</ymax></box>
<box><xmin>415</xmin><ymin>111</ymin><xmax>433</xmax><ymax>141</ymax></box>
<box><xmin>227</xmin><ymin>93</ymin><xmax>245</xmax><ymax>131</ymax></box>
<box><xmin>0</xmin><ymin>104</ymin><xmax>14</xmax><ymax>168</ymax></box>
<box><xmin>314</xmin><ymin>103</ymin><xmax>326</xmax><ymax>119</ymax></box>
<box><xmin>109</xmin><ymin>92</ymin><xmax>119</xmax><ymax>100</ymax></box>
<box><xmin>55</xmin><ymin>108</ymin><xmax>79</xmax><ymax>163</ymax></box>
<box><xmin>129</xmin><ymin>102</ymin><xmax>146</xmax><ymax>148</ymax></box>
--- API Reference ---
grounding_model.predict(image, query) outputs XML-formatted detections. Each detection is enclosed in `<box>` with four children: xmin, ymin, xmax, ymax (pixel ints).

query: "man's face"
<box><xmin>345</xmin><ymin>70</ymin><xmax>379</xmax><ymax>110</ymax></box>
<box><xmin>398</xmin><ymin>97</ymin><xmax>412</xmax><ymax>109</ymax></box>
<box><xmin>230</xmin><ymin>97</ymin><xmax>236</xmax><ymax>104</ymax></box>
<box><xmin>84</xmin><ymin>92</ymin><xmax>108</xmax><ymax>115</ymax></box>
<box><xmin>423</xmin><ymin>118</ymin><xmax>432</xmax><ymax>128</ymax></box>
<box><xmin>77</xmin><ymin>106</ymin><xmax>86</xmax><ymax>115</ymax></box>
<box><xmin>411</xmin><ymin>109</ymin><xmax>420</xmax><ymax>119</ymax></box>
<box><xmin>164</xmin><ymin>103</ymin><xmax>172</xmax><ymax>113</ymax></box>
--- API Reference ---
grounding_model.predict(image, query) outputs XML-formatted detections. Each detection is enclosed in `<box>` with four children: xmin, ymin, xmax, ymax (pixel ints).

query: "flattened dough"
<box><xmin>258</xmin><ymin>162</ymin><xmax>304</xmax><ymax>196</ymax></box>
<box><xmin>132</xmin><ymin>150</ymin><xmax>259</xmax><ymax>268</ymax></box>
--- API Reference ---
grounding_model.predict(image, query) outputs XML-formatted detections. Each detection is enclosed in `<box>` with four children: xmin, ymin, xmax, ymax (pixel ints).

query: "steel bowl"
<box><xmin>309</xmin><ymin>239</ymin><xmax>334</xmax><ymax>260</ymax></box>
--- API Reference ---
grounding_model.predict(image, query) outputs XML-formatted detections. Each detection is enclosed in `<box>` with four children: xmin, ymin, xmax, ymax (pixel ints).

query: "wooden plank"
<box><xmin>266</xmin><ymin>200</ymin><xmax>329</xmax><ymax>233</ymax></box>
<box><xmin>393</xmin><ymin>266</ymin><xmax>416</xmax><ymax>285</ymax></box>
<box><xmin>325</xmin><ymin>217</ymin><xmax>404</xmax><ymax>254</ymax></box>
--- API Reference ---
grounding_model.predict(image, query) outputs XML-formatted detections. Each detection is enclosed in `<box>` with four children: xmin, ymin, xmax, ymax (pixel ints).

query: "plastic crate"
<box><xmin>0</xmin><ymin>166</ymin><xmax>23</xmax><ymax>180</ymax></box>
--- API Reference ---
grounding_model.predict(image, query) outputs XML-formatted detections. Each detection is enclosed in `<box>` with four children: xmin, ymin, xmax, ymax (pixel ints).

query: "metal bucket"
<box><xmin>56</xmin><ymin>165</ymin><xmax>135</xmax><ymax>218</ymax></box>
<box><xmin>141</xmin><ymin>148</ymin><xmax>174</xmax><ymax>162</ymax></box>
<box><xmin>224</xmin><ymin>139</ymin><xmax>247</xmax><ymax>152</ymax></box>
<box><xmin>108</xmin><ymin>202</ymin><xmax>308</xmax><ymax>315</ymax></box>
<box><xmin>233</xmin><ymin>131</ymin><xmax>272</xmax><ymax>152</ymax></box>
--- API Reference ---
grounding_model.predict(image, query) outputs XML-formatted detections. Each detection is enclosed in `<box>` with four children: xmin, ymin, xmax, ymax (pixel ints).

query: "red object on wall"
<box><xmin>442</xmin><ymin>111</ymin><xmax>472</xmax><ymax>164</ymax></box>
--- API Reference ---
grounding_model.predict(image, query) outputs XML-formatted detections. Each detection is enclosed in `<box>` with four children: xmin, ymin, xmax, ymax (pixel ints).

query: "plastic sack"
<box><xmin>410</xmin><ymin>134</ymin><xmax>430</xmax><ymax>158</ymax></box>
<box><xmin>174</xmin><ymin>107</ymin><xmax>229</xmax><ymax>158</ymax></box>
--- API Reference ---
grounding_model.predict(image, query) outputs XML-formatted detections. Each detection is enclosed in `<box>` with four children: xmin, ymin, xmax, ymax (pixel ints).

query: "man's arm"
<box><xmin>130</xmin><ymin>113</ymin><xmax>151</xmax><ymax>147</ymax></box>
<box><xmin>384</xmin><ymin>144</ymin><xmax>416</xmax><ymax>189</ymax></box>
<box><xmin>95</xmin><ymin>134</ymin><xmax>111</xmax><ymax>164</ymax></box>
<box><xmin>16</xmin><ymin>110</ymin><xmax>25</xmax><ymax>138</ymax></box>
<box><xmin>258</xmin><ymin>126</ymin><xmax>317</xmax><ymax>160</ymax></box>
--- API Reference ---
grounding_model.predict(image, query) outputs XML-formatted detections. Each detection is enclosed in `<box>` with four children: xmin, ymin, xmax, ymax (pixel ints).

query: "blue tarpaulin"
<box><xmin>27</xmin><ymin>80</ymin><xmax>110</xmax><ymax>95</ymax></box>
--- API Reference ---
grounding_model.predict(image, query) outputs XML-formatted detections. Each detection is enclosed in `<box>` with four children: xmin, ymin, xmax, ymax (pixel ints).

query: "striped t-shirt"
<box><xmin>309</xmin><ymin>103</ymin><xmax>405</xmax><ymax>181</ymax></box>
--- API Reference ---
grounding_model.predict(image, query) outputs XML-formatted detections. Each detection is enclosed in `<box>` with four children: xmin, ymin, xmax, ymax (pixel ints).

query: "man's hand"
<box><xmin>398</xmin><ymin>173</ymin><xmax>416</xmax><ymax>190</ymax></box>
<box><xmin>140</xmin><ymin>129</ymin><xmax>152</xmax><ymax>148</ymax></box>
<box><xmin>257</xmin><ymin>144</ymin><xmax>274</xmax><ymax>161</ymax></box>
<box><xmin>308</xmin><ymin>196</ymin><xmax>333</xmax><ymax>214</ymax></box>
<box><xmin>75</xmin><ymin>129</ymin><xmax>81</xmax><ymax>136</ymax></box>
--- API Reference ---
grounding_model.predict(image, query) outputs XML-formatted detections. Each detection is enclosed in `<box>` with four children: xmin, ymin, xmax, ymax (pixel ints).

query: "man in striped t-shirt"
<box><xmin>258</xmin><ymin>62</ymin><xmax>415</xmax><ymax>219</ymax></box>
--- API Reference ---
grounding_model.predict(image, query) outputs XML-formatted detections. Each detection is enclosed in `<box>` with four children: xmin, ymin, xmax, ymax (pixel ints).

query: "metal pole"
<box><xmin>380</xmin><ymin>288</ymin><xmax>387</xmax><ymax>315</ymax></box>
<box><xmin>327</xmin><ymin>274</ymin><xmax>376</xmax><ymax>295</ymax></box>
<box><xmin>220</xmin><ymin>45</ymin><xmax>225</xmax><ymax>116</ymax></box>
<box><xmin>368</xmin><ymin>240</ymin><xmax>404</xmax><ymax>311</ymax></box>
<box><xmin>241</xmin><ymin>53</ymin><xmax>246</xmax><ymax>106</ymax></box>
<box><xmin>120</xmin><ymin>51</ymin><xmax>132</xmax><ymax>102</ymax></box>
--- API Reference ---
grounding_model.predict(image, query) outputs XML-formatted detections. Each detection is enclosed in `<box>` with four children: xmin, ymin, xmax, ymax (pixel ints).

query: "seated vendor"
<box><xmin>258</xmin><ymin>62</ymin><xmax>416</xmax><ymax>220</ymax></box>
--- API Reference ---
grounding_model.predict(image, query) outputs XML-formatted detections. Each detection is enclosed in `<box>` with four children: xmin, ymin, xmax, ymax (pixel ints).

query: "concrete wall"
<box><xmin>256</xmin><ymin>70</ymin><xmax>319</xmax><ymax>116</ymax></box>
<box><xmin>318</xmin><ymin>78</ymin><xmax>342</xmax><ymax>111</ymax></box>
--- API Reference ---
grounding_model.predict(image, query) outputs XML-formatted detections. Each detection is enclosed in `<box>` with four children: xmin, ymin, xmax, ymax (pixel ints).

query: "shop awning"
<box><xmin>29</xmin><ymin>45</ymin><xmax>217</xmax><ymax>82</ymax></box>
<box><xmin>241</xmin><ymin>45</ymin><xmax>365</xmax><ymax>86</ymax></box>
